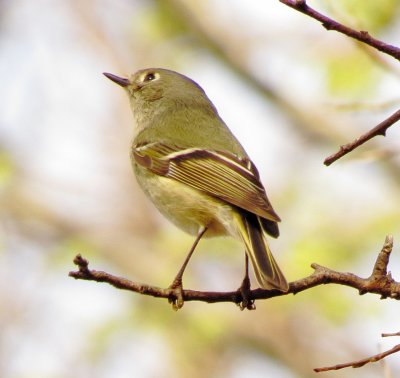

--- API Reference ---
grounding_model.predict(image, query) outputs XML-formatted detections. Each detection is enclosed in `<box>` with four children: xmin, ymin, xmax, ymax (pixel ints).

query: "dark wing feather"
<box><xmin>132</xmin><ymin>142</ymin><xmax>280</xmax><ymax>222</ymax></box>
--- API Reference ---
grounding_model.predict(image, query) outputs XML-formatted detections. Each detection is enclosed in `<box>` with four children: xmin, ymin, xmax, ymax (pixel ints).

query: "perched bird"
<box><xmin>104</xmin><ymin>68</ymin><xmax>288</xmax><ymax>308</ymax></box>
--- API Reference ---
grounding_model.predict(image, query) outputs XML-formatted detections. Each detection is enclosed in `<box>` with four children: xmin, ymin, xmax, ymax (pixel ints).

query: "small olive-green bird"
<box><xmin>104</xmin><ymin>68</ymin><xmax>288</xmax><ymax>298</ymax></box>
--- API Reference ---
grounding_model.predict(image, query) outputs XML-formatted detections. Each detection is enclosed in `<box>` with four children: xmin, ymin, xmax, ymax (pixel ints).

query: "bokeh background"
<box><xmin>1</xmin><ymin>0</ymin><xmax>400</xmax><ymax>377</ymax></box>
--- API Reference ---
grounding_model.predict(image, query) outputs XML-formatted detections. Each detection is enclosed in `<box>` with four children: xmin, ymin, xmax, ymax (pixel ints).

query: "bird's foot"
<box><xmin>167</xmin><ymin>278</ymin><xmax>185</xmax><ymax>311</ymax></box>
<box><xmin>237</xmin><ymin>276</ymin><xmax>256</xmax><ymax>311</ymax></box>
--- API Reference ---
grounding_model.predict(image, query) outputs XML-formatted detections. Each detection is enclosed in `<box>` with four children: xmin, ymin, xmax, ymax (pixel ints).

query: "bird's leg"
<box><xmin>168</xmin><ymin>226</ymin><xmax>207</xmax><ymax>310</ymax></box>
<box><xmin>238</xmin><ymin>253</ymin><xmax>256</xmax><ymax>310</ymax></box>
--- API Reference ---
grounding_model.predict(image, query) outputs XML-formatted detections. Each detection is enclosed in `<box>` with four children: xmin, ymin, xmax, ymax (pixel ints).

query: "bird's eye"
<box><xmin>144</xmin><ymin>73</ymin><xmax>156</xmax><ymax>82</ymax></box>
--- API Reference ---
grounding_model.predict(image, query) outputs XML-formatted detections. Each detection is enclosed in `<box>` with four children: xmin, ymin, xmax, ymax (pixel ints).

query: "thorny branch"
<box><xmin>70</xmin><ymin>235</ymin><xmax>399</xmax><ymax>307</ymax></box>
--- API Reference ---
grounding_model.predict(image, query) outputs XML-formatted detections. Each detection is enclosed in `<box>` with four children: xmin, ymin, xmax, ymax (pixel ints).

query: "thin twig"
<box><xmin>382</xmin><ymin>331</ymin><xmax>400</xmax><ymax>338</ymax></box>
<box><xmin>69</xmin><ymin>236</ymin><xmax>399</xmax><ymax>306</ymax></box>
<box><xmin>166</xmin><ymin>0</ymin><xmax>349</xmax><ymax>150</ymax></box>
<box><xmin>314</xmin><ymin>344</ymin><xmax>400</xmax><ymax>372</ymax></box>
<box><xmin>279</xmin><ymin>0</ymin><xmax>400</xmax><ymax>61</ymax></box>
<box><xmin>324</xmin><ymin>108</ymin><xmax>400</xmax><ymax>166</ymax></box>
<box><xmin>279</xmin><ymin>1</ymin><xmax>400</xmax><ymax>164</ymax></box>
<box><xmin>168</xmin><ymin>0</ymin><xmax>400</xmax><ymax>167</ymax></box>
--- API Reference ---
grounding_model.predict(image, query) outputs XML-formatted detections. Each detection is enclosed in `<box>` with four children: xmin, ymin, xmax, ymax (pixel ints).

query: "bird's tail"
<box><xmin>235</xmin><ymin>212</ymin><xmax>288</xmax><ymax>291</ymax></box>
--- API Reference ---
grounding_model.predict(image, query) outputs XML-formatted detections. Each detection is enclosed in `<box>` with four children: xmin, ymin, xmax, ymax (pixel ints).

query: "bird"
<box><xmin>104</xmin><ymin>68</ymin><xmax>288</xmax><ymax>309</ymax></box>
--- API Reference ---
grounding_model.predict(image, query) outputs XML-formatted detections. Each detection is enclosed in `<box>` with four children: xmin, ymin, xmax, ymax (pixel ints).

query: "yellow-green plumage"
<box><xmin>105</xmin><ymin>68</ymin><xmax>288</xmax><ymax>292</ymax></box>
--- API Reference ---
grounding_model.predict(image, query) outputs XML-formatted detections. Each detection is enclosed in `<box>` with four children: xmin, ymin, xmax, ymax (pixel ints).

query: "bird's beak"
<box><xmin>103</xmin><ymin>72</ymin><xmax>131</xmax><ymax>87</ymax></box>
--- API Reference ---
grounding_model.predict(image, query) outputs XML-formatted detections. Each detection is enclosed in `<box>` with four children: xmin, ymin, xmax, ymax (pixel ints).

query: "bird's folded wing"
<box><xmin>132</xmin><ymin>142</ymin><xmax>280</xmax><ymax>222</ymax></box>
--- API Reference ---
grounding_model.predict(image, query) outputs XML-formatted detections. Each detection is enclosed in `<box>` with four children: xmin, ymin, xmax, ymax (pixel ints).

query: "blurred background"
<box><xmin>1</xmin><ymin>0</ymin><xmax>400</xmax><ymax>377</ymax></box>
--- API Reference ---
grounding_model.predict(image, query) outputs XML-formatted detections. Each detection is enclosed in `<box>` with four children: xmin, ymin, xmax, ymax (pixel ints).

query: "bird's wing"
<box><xmin>132</xmin><ymin>142</ymin><xmax>280</xmax><ymax>222</ymax></box>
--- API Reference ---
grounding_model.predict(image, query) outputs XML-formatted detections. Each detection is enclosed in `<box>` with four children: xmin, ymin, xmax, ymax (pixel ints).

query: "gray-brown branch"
<box><xmin>315</xmin><ymin>328</ymin><xmax>400</xmax><ymax>372</ymax></box>
<box><xmin>314</xmin><ymin>343</ymin><xmax>400</xmax><ymax>372</ymax></box>
<box><xmin>279</xmin><ymin>0</ymin><xmax>400</xmax><ymax>165</ymax></box>
<box><xmin>279</xmin><ymin>0</ymin><xmax>400</xmax><ymax>61</ymax></box>
<box><xmin>69</xmin><ymin>235</ymin><xmax>400</xmax><ymax>307</ymax></box>
<box><xmin>324</xmin><ymin>108</ymin><xmax>400</xmax><ymax>166</ymax></box>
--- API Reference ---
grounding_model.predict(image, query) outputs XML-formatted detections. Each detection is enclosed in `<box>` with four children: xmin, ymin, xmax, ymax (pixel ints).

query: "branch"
<box><xmin>69</xmin><ymin>235</ymin><xmax>400</xmax><ymax>308</ymax></box>
<box><xmin>166</xmin><ymin>1</ymin><xmax>400</xmax><ymax>172</ymax></box>
<box><xmin>279</xmin><ymin>1</ymin><xmax>400</xmax><ymax>165</ymax></box>
<box><xmin>382</xmin><ymin>331</ymin><xmax>400</xmax><ymax>338</ymax></box>
<box><xmin>324</xmin><ymin>108</ymin><xmax>400</xmax><ymax>166</ymax></box>
<box><xmin>314</xmin><ymin>343</ymin><xmax>400</xmax><ymax>372</ymax></box>
<box><xmin>315</xmin><ymin>329</ymin><xmax>400</xmax><ymax>372</ymax></box>
<box><xmin>279</xmin><ymin>0</ymin><xmax>400</xmax><ymax>61</ymax></box>
<box><xmin>166</xmin><ymin>0</ymin><xmax>350</xmax><ymax>152</ymax></box>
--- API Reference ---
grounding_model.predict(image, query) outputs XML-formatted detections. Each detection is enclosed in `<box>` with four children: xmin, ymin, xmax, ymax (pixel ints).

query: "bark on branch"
<box><xmin>279</xmin><ymin>0</ymin><xmax>400</xmax><ymax>165</ymax></box>
<box><xmin>324</xmin><ymin>108</ymin><xmax>400</xmax><ymax>166</ymax></box>
<box><xmin>315</xmin><ymin>330</ymin><xmax>400</xmax><ymax>372</ymax></box>
<box><xmin>314</xmin><ymin>343</ymin><xmax>400</xmax><ymax>372</ymax></box>
<box><xmin>69</xmin><ymin>235</ymin><xmax>399</xmax><ymax>307</ymax></box>
<box><xmin>279</xmin><ymin>0</ymin><xmax>400</xmax><ymax>61</ymax></box>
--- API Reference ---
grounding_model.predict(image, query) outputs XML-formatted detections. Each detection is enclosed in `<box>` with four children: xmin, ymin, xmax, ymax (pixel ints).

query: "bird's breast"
<box><xmin>134</xmin><ymin>165</ymin><xmax>236</xmax><ymax>237</ymax></box>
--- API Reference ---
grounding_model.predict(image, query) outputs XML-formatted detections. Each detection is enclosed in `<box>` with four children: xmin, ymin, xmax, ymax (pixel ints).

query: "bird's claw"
<box><xmin>168</xmin><ymin>278</ymin><xmax>185</xmax><ymax>310</ymax></box>
<box><xmin>237</xmin><ymin>276</ymin><xmax>256</xmax><ymax>311</ymax></box>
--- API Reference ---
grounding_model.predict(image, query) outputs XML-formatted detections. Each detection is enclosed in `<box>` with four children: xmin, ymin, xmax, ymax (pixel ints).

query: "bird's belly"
<box><xmin>135</xmin><ymin>169</ymin><xmax>235</xmax><ymax>237</ymax></box>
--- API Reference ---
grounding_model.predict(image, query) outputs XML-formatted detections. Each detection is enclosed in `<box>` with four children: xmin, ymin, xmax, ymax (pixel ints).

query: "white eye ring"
<box><xmin>142</xmin><ymin>72</ymin><xmax>160</xmax><ymax>83</ymax></box>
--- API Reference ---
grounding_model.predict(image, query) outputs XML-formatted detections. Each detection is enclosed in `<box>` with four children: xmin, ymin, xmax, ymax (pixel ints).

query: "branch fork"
<box><xmin>70</xmin><ymin>235</ymin><xmax>399</xmax><ymax>308</ymax></box>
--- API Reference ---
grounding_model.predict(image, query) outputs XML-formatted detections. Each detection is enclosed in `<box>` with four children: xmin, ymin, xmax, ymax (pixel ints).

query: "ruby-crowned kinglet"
<box><xmin>104</xmin><ymin>68</ymin><xmax>288</xmax><ymax>300</ymax></box>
